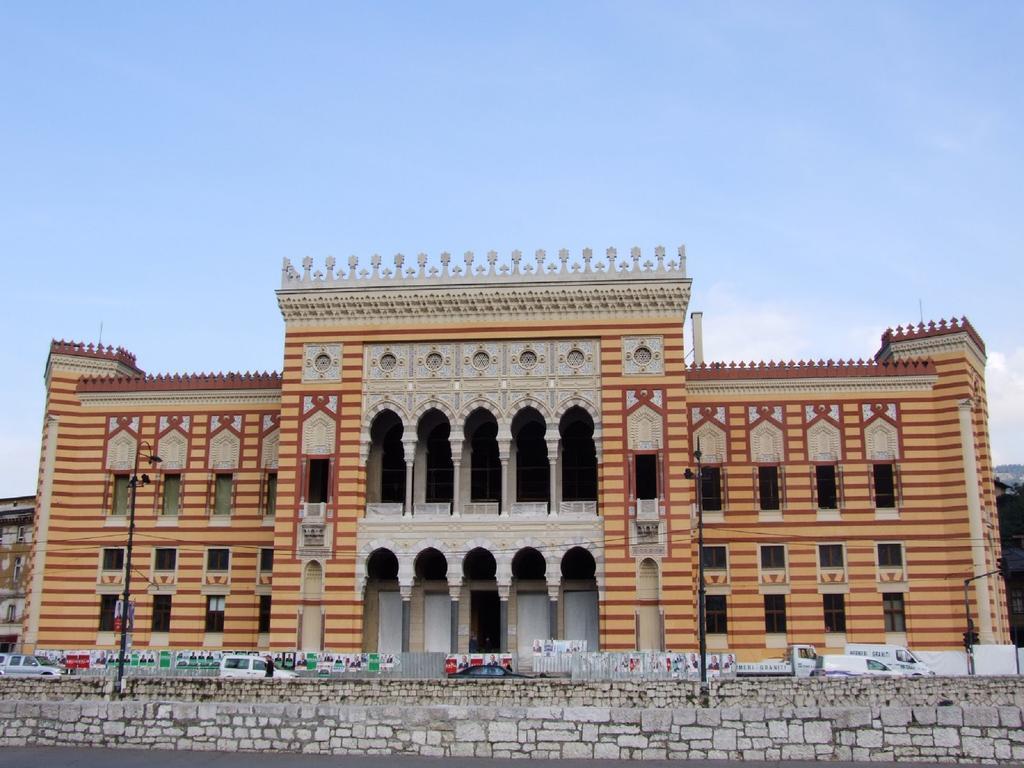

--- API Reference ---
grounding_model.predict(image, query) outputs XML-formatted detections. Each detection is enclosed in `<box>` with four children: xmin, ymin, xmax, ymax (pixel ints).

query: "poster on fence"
<box><xmin>531</xmin><ymin>639</ymin><xmax>587</xmax><ymax>656</ymax></box>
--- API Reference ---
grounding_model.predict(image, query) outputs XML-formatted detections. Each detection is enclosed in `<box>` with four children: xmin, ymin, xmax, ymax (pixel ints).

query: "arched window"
<box><xmin>561</xmin><ymin>408</ymin><xmax>596</xmax><ymax>501</ymax></box>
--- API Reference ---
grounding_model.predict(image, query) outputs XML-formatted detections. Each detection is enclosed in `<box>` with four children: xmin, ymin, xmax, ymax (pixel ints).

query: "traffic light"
<box><xmin>963</xmin><ymin>629</ymin><xmax>979</xmax><ymax>649</ymax></box>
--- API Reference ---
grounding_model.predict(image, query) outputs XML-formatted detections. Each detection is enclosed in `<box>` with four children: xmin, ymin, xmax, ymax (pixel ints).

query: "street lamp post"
<box><xmin>685</xmin><ymin>438</ymin><xmax>707</xmax><ymax>685</ymax></box>
<box><xmin>115</xmin><ymin>441</ymin><xmax>161</xmax><ymax>695</ymax></box>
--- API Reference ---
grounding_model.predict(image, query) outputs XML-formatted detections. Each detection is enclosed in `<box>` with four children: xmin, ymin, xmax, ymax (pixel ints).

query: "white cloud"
<box><xmin>986</xmin><ymin>348</ymin><xmax>1024</xmax><ymax>466</ymax></box>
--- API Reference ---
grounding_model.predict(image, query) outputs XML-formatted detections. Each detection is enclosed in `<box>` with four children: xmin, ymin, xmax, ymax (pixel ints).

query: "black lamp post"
<box><xmin>115</xmin><ymin>441</ymin><xmax>161</xmax><ymax>694</ymax></box>
<box><xmin>684</xmin><ymin>438</ymin><xmax>707</xmax><ymax>685</ymax></box>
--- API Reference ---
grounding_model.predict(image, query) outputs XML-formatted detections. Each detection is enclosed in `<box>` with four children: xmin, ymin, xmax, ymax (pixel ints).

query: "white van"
<box><xmin>219</xmin><ymin>654</ymin><xmax>296</xmax><ymax>679</ymax></box>
<box><xmin>811</xmin><ymin>654</ymin><xmax>897</xmax><ymax>677</ymax></box>
<box><xmin>0</xmin><ymin>653</ymin><xmax>65</xmax><ymax>678</ymax></box>
<box><xmin>845</xmin><ymin>644</ymin><xmax>935</xmax><ymax>676</ymax></box>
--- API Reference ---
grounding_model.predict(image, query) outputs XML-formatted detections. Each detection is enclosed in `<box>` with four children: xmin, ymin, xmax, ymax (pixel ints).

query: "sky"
<box><xmin>1</xmin><ymin>2</ymin><xmax>1021</xmax><ymax>495</ymax></box>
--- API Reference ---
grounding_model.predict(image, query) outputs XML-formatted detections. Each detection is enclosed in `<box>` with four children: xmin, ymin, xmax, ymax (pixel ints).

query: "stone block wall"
<box><xmin>2</xmin><ymin>675</ymin><xmax>1023</xmax><ymax>708</ymax></box>
<box><xmin>1</xmin><ymin>699</ymin><xmax>1023</xmax><ymax>762</ymax></box>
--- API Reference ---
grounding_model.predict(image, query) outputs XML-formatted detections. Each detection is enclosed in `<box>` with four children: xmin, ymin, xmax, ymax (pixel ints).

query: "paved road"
<box><xmin>0</xmin><ymin>748</ymin><xmax>1000</xmax><ymax>768</ymax></box>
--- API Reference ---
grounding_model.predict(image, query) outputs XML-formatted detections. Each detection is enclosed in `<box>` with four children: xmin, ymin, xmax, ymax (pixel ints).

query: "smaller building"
<box><xmin>0</xmin><ymin>495</ymin><xmax>34</xmax><ymax>652</ymax></box>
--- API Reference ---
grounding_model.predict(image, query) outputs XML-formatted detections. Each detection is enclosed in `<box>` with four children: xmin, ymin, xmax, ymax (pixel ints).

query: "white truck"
<box><xmin>736</xmin><ymin>644</ymin><xmax>818</xmax><ymax>677</ymax></box>
<box><xmin>844</xmin><ymin>644</ymin><xmax>935</xmax><ymax>676</ymax></box>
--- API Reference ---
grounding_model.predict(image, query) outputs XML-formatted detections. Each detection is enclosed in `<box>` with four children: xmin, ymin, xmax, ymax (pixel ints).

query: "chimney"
<box><xmin>691</xmin><ymin>311</ymin><xmax>704</xmax><ymax>366</ymax></box>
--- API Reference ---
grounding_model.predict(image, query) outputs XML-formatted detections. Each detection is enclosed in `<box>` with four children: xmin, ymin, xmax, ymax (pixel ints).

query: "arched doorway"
<box><xmin>415</xmin><ymin>548</ymin><xmax>451</xmax><ymax>652</ymax></box>
<box><xmin>463</xmin><ymin>547</ymin><xmax>499</xmax><ymax>652</ymax></box>
<box><xmin>416</xmin><ymin>409</ymin><xmax>453</xmax><ymax>511</ymax></box>
<box><xmin>364</xmin><ymin>548</ymin><xmax>401</xmax><ymax>653</ymax></box>
<box><xmin>512</xmin><ymin>547</ymin><xmax>548</xmax><ymax>656</ymax></box>
<box><xmin>636</xmin><ymin>558</ymin><xmax>663</xmax><ymax>651</ymax></box>
<box><xmin>465</xmin><ymin>408</ymin><xmax>500</xmax><ymax>513</ymax></box>
<box><xmin>561</xmin><ymin>546</ymin><xmax>599</xmax><ymax>651</ymax></box>
<box><xmin>512</xmin><ymin>407</ymin><xmax>549</xmax><ymax>509</ymax></box>
<box><xmin>367</xmin><ymin>410</ymin><xmax>405</xmax><ymax>506</ymax></box>
<box><xmin>560</xmin><ymin>407</ymin><xmax>597</xmax><ymax>511</ymax></box>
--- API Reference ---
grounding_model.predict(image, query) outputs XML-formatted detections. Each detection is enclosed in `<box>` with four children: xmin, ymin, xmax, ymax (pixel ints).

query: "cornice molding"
<box><xmin>277</xmin><ymin>280</ymin><xmax>691</xmax><ymax>326</ymax></box>
<box><xmin>878</xmin><ymin>333</ymin><xmax>986</xmax><ymax>371</ymax></box>
<box><xmin>686</xmin><ymin>375</ymin><xmax>937</xmax><ymax>396</ymax></box>
<box><xmin>78</xmin><ymin>389</ymin><xmax>282</xmax><ymax>408</ymax></box>
<box><xmin>45</xmin><ymin>354</ymin><xmax>141</xmax><ymax>389</ymax></box>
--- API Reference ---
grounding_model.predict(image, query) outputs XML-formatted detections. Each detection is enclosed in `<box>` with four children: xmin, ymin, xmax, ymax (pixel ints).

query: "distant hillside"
<box><xmin>996</xmin><ymin>464</ymin><xmax>1024</xmax><ymax>485</ymax></box>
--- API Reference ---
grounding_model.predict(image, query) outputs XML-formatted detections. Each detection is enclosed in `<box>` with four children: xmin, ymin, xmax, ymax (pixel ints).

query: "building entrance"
<box><xmin>470</xmin><ymin>590</ymin><xmax>500</xmax><ymax>652</ymax></box>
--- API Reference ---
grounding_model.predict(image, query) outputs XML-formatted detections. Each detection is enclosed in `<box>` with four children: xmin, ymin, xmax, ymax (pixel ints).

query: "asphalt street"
<box><xmin>0</xmin><ymin>748</ymin><xmax>1001</xmax><ymax>768</ymax></box>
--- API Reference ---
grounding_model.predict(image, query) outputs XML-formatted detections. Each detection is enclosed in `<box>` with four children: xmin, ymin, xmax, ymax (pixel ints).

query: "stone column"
<box><xmin>400</xmin><ymin>582</ymin><xmax>412</xmax><ymax>652</ymax></box>
<box><xmin>449</xmin><ymin>581</ymin><xmax>462</xmax><ymax>653</ymax></box>
<box><xmin>547</xmin><ymin>438</ymin><xmax>560</xmax><ymax>514</ymax></box>
<box><xmin>498</xmin><ymin>582</ymin><xmax>510</xmax><ymax>652</ymax></box>
<box><xmin>547</xmin><ymin>581</ymin><xmax>560</xmax><ymax>640</ymax></box>
<box><xmin>402</xmin><ymin>438</ymin><xmax>416</xmax><ymax>517</ymax></box>
<box><xmin>451</xmin><ymin>454</ymin><xmax>462</xmax><ymax>517</ymax></box>
<box><xmin>959</xmin><ymin>399</ymin><xmax>994</xmax><ymax>643</ymax></box>
<box><xmin>500</xmin><ymin>450</ymin><xmax>511</xmax><ymax>516</ymax></box>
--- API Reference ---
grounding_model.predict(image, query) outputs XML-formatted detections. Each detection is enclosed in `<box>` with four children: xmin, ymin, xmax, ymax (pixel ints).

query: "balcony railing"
<box><xmin>413</xmin><ymin>502</ymin><xmax>451</xmax><ymax>517</ymax></box>
<box><xmin>559</xmin><ymin>500</ymin><xmax>597</xmax><ymax>518</ymax></box>
<box><xmin>365</xmin><ymin>503</ymin><xmax>404</xmax><ymax>519</ymax></box>
<box><xmin>510</xmin><ymin>501</ymin><xmax>549</xmax><ymax>518</ymax></box>
<box><xmin>635</xmin><ymin>498</ymin><xmax>660</xmax><ymax>520</ymax></box>
<box><xmin>462</xmin><ymin>502</ymin><xmax>500</xmax><ymax>517</ymax></box>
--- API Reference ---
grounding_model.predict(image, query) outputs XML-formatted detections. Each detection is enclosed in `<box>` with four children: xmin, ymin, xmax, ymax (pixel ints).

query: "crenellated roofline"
<box><xmin>878</xmin><ymin>317</ymin><xmax>985</xmax><ymax>357</ymax></box>
<box><xmin>77</xmin><ymin>371</ymin><xmax>282</xmax><ymax>393</ymax></box>
<box><xmin>687</xmin><ymin>358</ymin><xmax>936</xmax><ymax>380</ymax></box>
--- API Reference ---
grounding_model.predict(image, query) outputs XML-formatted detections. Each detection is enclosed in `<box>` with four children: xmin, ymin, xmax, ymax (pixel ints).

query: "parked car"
<box><xmin>811</xmin><ymin>654</ymin><xmax>897</xmax><ymax>677</ymax></box>
<box><xmin>0</xmin><ymin>653</ymin><xmax>66</xmax><ymax>677</ymax></box>
<box><xmin>449</xmin><ymin>664</ymin><xmax>526</xmax><ymax>679</ymax></box>
<box><xmin>218</xmin><ymin>654</ymin><xmax>296</xmax><ymax>679</ymax></box>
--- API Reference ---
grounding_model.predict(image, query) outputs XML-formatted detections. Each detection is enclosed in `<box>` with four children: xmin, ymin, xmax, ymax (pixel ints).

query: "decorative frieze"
<box><xmin>303</xmin><ymin>344</ymin><xmax>342</xmax><ymax>383</ymax></box>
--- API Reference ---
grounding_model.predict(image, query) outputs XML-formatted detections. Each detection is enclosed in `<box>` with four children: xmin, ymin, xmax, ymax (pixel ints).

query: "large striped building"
<box><xmin>22</xmin><ymin>246</ymin><xmax>1007</xmax><ymax>660</ymax></box>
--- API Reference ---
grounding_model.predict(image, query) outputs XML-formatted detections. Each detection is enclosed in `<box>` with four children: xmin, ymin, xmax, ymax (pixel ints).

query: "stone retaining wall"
<box><xmin>2</xmin><ymin>675</ymin><xmax>1023</xmax><ymax>708</ymax></box>
<box><xmin>1</xmin><ymin>699</ymin><xmax>1022</xmax><ymax>762</ymax></box>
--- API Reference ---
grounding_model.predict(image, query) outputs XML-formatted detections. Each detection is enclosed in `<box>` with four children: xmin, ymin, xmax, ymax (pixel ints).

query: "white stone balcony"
<box><xmin>635</xmin><ymin>498</ymin><xmax>661</xmax><ymax>520</ymax></box>
<box><xmin>510</xmin><ymin>501</ymin><xmax>549</xmax><ymax>518</ymax></box>
<box><xmin>365</xmin><ymin>503</ymin><xmax>404</xmax><ymax>519</ymax></box>
<box><xmin>300</xmin><ymin>502</ymin><xmax>327</xmax><ymax>519</ymax></box>
<box><xmin>559</xmin><ymin>500</ymin><xmax>597</xmax><ymax>518</ymax></box>
<box><xmin>462</xmin><ymin>502</ymin><xmax>500</xmax><ymax>517</ymax></box>
<box><xmin>414</xmin><ymin>502</ymin><xmax>451</xmax><ymax>517</ymax></box>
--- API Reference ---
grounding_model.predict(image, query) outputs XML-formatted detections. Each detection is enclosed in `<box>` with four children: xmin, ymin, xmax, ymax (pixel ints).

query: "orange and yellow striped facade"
<box><xmin>22</xmin><ymin>250</ymin><xmax>1005</xmax><ymax>660</ymax></box>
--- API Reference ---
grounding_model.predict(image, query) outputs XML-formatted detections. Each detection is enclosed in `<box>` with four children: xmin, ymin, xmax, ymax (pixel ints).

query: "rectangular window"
<box><xmin>818</xmin><ymin>544</ymin><xmax>844</xmax><ymax>569</ymax></box>
<box><xmin>154</xmin><ymin>548</ymin><xmax>177</xmax><ymax>572</ymax></box>
<box><xmin>700</xmin><ymin>467</ymin><xmax>723</xmax><ymax>511</ymax></box>
<box><xmin>151</xmin><ymin>594</ymin><xmax>172</xmax><ymax>633</ymax></box>
<box><xmin>16</xmin><ymin>526</ymin><xmax>26</xmax><ymax>543</ymax></box>
<box><xmin>161</xmin><ymin>474</ymin><xmax>181</xmax><ymax>516</ymax></box>
<box><xmin>815</xmin><ymin>464</ymin><xmax>838</xmax><ymax>509</ymax></box>
<box><xmin>207</xmin><ymin>548</ymin><xmax>230</xmax><ymax>572</ymax></box>
<box><xmin>758</xmin><ymin>466</ymin><xmax>780</xmax><ymax>510</ymax></box>
<box><xmin>877</xmin><ymin>542</ymin><xmax>903</xmax><ymax>568</ymax></box>
<box><xmin>264</xmin><ymin>472</ymin><xmax>278</xmax><ymax>517</ymax></box>
<box><xmin>701</xmin><ymin>545</ymin><xmax>728</xmax><ymax>570</ymax></box>
<box><xmin>98</xmin><ymin>594</ymin><xmax>117</xmax><ymax>631</ymax></box>
<box><xmin>823</xmin><ymin>594</ymin><xmax>846</xmax><ymax>633</ymax></box>
<box><xmin>111</xmin><ymin>474</ymin><xmax>130</xmax><ymax>516</ymax></box>
<box><xmin>213</xmin><ymin>473</ymin><xmax>233</xmax><ymax>516</ymax></box>
<box><xmin>5</xmin><ymin>604</ymin><xmax>15</xmax><ymax>622</ymax></box>
<box><xmin>259</xmin><ymin>548</ymin><xmax>274</xmax><ymax>573</ymax></box>
<box><xmin>764</xmin><ymin>594</ymin><xmax>787</xmax><ymax>633</ymax></box>
<box><xmin>760</xmin><ymin>545</ymin><xmax>786</xmax><ymax>570</ymax></box>
<box><xmin>102</xmin><ymin>548</ymin><xmax>125</xmax><ymax>571</ymax></box>
<box><xmin>307</xmin><ymin>459</ymin><xmax>329</xmax><ymax>504</ymax></box>
<box><xmin>706</xmin><ymin>595</ymin><xmax>727</xmax><ymax>634</ymax></box>
<box><xmin>882</xmin><ymin>592</ymin><xmax>906</xmax><ymax>632</ymax></box>
<box><xmin>13</xmin><ymin>557</ymin><xmax>23</xmax><ymax>581</ymax></box>
<box><xmin>634</xmin><ymin>454</ymin><xmax>657</xmax><ymax>500</ymax></box>
<box><xmin>258</xmin><ymin>595</ymin><xmax>272</xmax><ymax>633</ymax></box>
<box><xmin>1010</xmin><ymin>589</ymin><xmax>1024</xmax><ymax>616</ymax></box>
<box><xmin>873</xmin><ymin>463</ymin><xmax>896</xmax><ymax>508</ymax></box>
<box><xmin>205</xmin><ymin>595</ymin><xmax>225</xmax><ymax>633</ymax></box>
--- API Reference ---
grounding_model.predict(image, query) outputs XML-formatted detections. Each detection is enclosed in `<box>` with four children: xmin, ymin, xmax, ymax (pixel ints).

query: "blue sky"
<box><xmin>1</xmin><ymin>2</ymin><xmax>1021</xmax><ymax>495</ymax></box>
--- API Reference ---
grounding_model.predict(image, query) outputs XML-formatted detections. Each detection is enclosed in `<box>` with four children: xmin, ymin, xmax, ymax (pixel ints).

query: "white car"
<box><xmin>218</xmin><ymin>654</ymin><xmax>296</xmax><ymax>679</ymax></box>
<box><xmin>811</xmin><ymin>654</ymin><xmax>897</xmax><ymax>677</ymax></box>
<box><xmin>0</xmin><ymin>653</ymin><xmax>65</xmax><ymax>678</ymax></box>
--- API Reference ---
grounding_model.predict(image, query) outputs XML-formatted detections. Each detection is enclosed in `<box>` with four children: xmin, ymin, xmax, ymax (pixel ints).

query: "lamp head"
<box><xmin>684</xmin><ymin>468</ymin><xmax>694</xmax><ymax>480</ymax></box>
